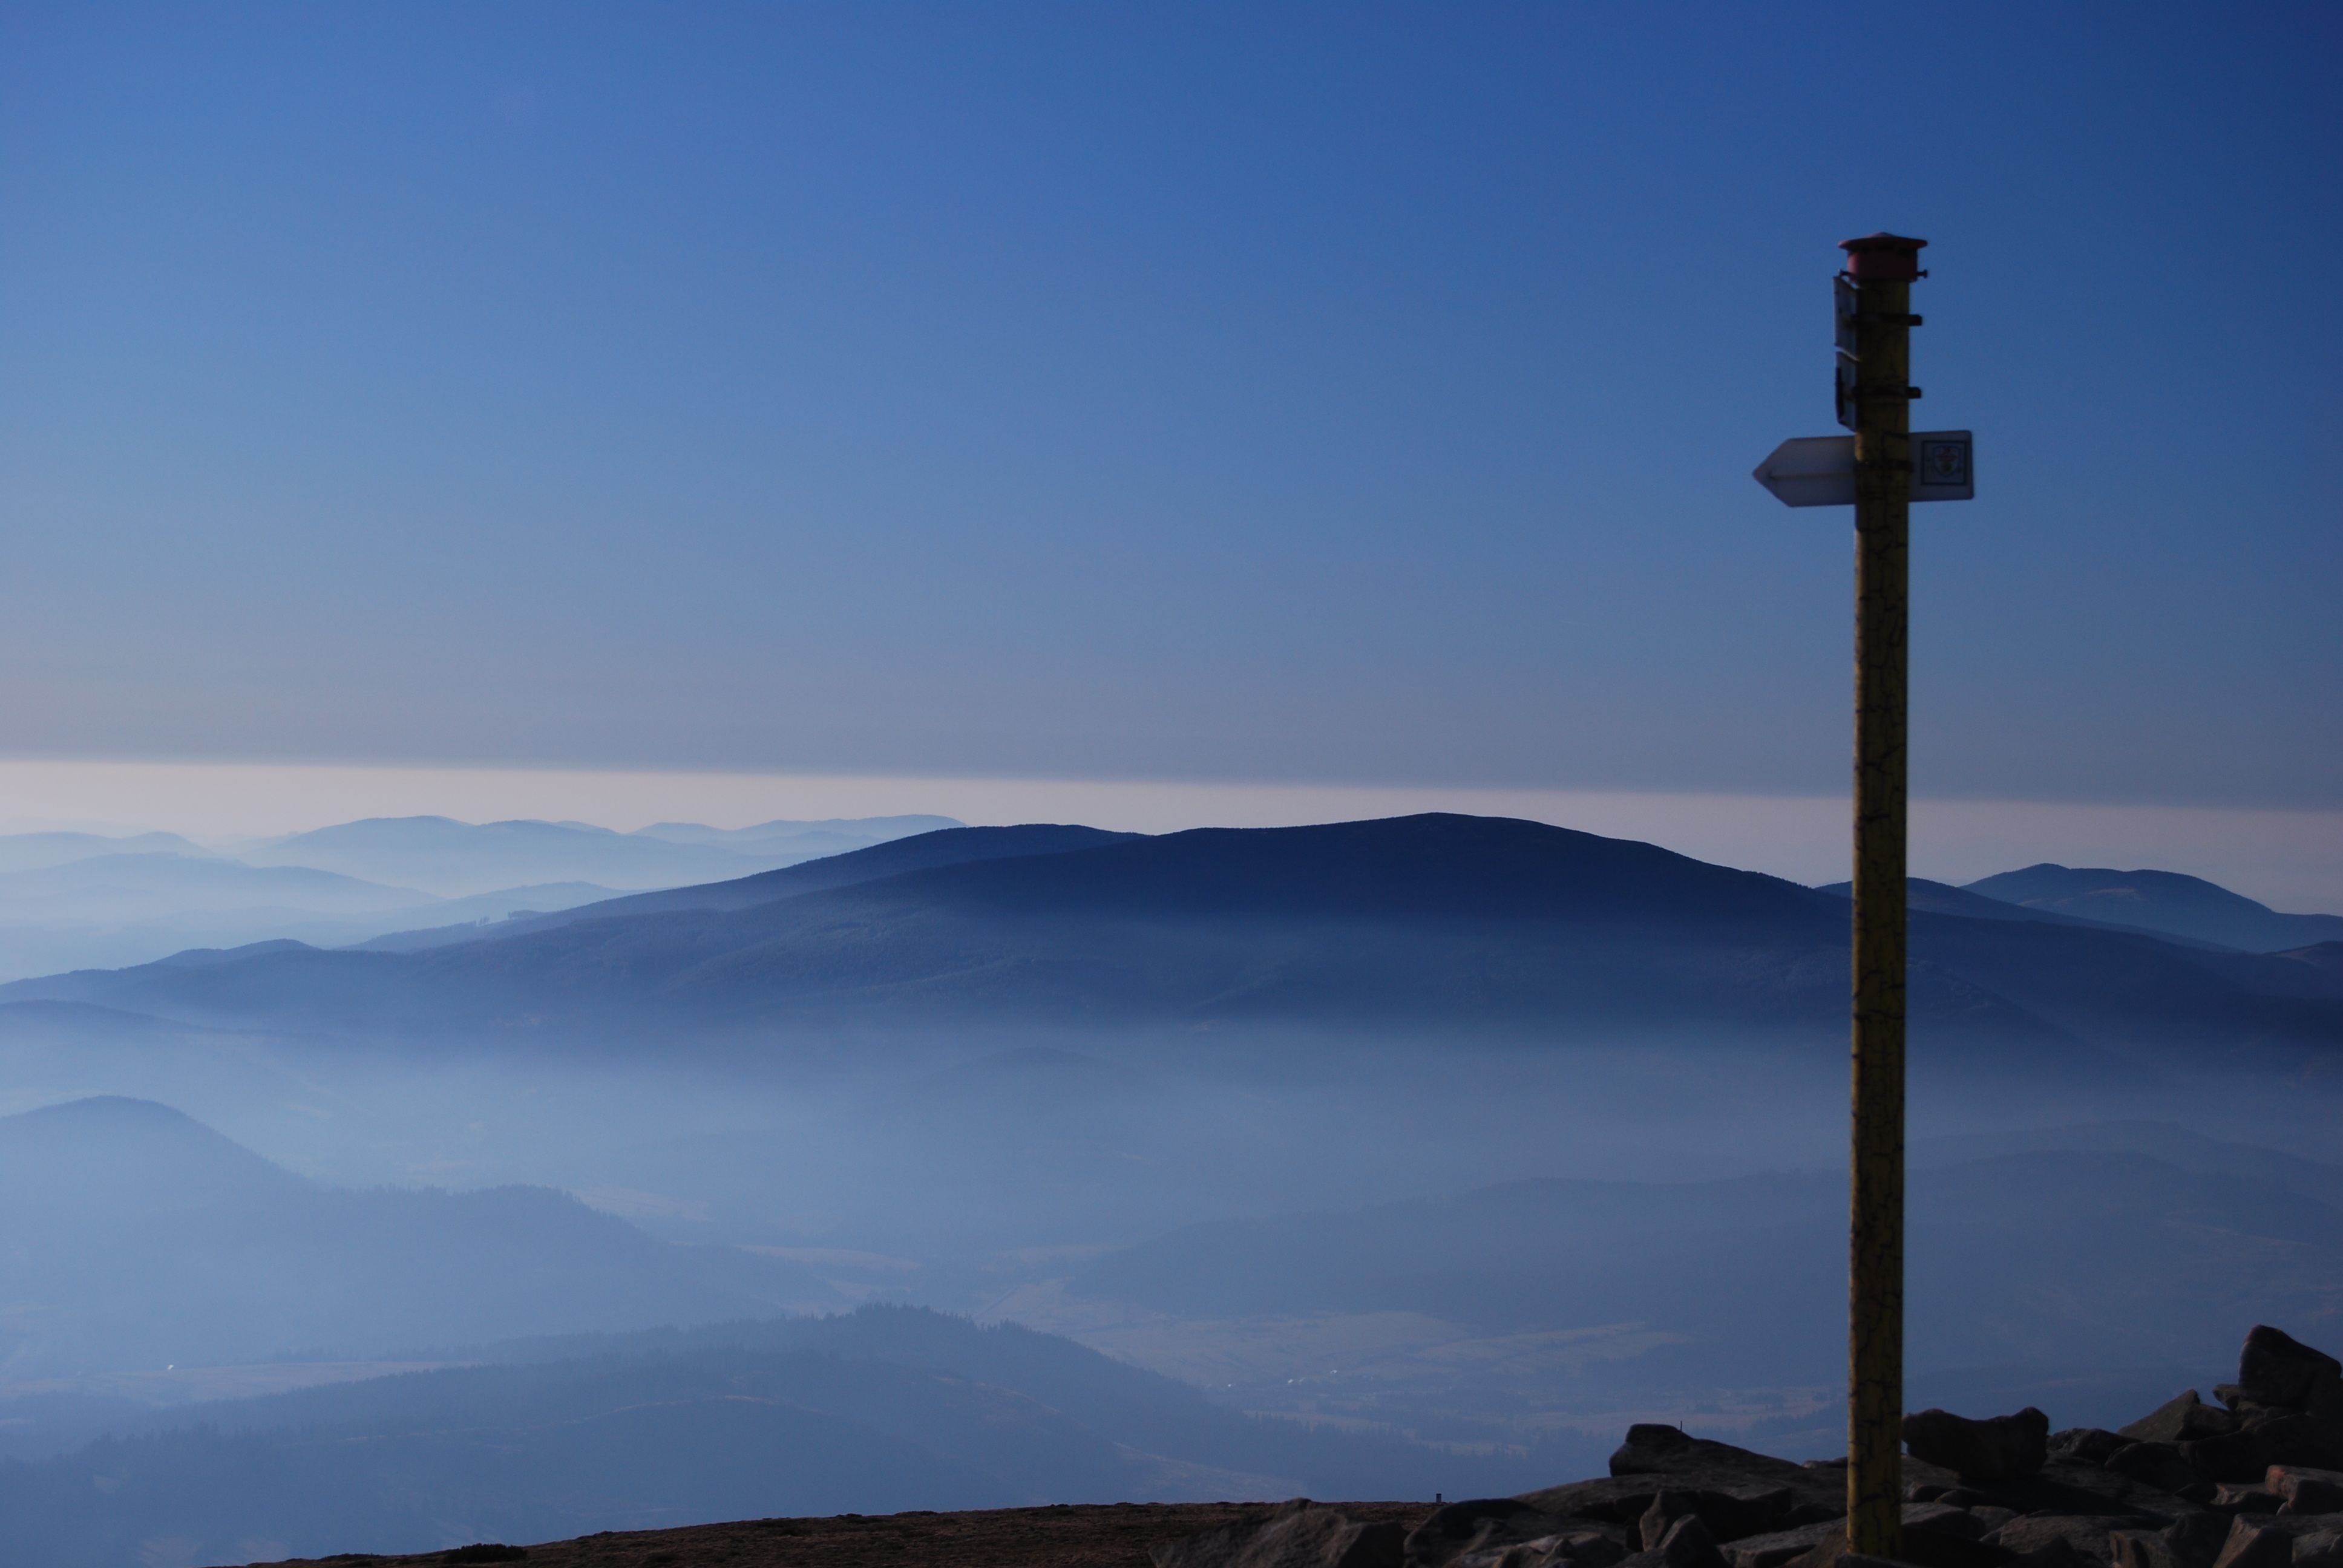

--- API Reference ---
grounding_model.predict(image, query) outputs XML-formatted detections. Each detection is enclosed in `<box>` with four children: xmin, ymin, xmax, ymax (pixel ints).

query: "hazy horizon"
<box><xmin>2</xmin><ymin>762</ymin><xmax>2339</xmax><ymax>912</ymax></box>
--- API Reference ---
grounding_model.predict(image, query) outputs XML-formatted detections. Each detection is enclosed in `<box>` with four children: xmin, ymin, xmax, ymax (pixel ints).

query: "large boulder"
<box><xmin>1906</xmin><ymin>1410</ymin><xmax>2052</xmax><ymax>1483</ymax></box>
<box><xmin>2236</xmin><ymin>1329</ymin><xmax>2343</xmax><ymax>1417</ymax></box>
<box><xmin>2207</xmin><ymin>1519</ymin><xmax>2292</xmax><ymax>1568</ymax></box>
<box><xmin>1724</xmin><ymin>1504</ymin><xmax>2005</xmax><ymax>1568</ymax></box>
<box><xmin>2268</xmin><ymin>1467</ymin><xmax>2343</xmax><ymax>1515</ymax></box>
<box><xmin>1998</xmin><ymin>1544</ymin><xmax>2094</xmax><ymax>1568</ymax></box>
<box><xmin>1645</xmin><ymin>1494</ymin><xmax>1706</xmax><ymax>1550</ymax></box>
<box><xmin>2058</xmin><ymin>1432</ymin><xmax>2139</xmax><ymax>1466</ymax></box>
<box><xmin>1987</xmin><ymin>1516</ymin><xmax>2143</xmax><ymax>1566</ymax></box>
<box><xmin>1609</xmin><ymin>1428</ymin><xmax>1826</xmax><ymax>1485</ymax></box>
<box><xmin>1402</xmin><ymin>1500</ymin><xmax>1624</xmax><ymax>1568</ymax></box>
<box><xmin>1153</xmin><ymin>1501</ymin><xmax>1406</xmax><ymax>1568</ymax></box>
<box><xmin>2181</xmin><ymin>1416</ymin><xmax>2343</xmax><ymax>1483</ymax></box>
<box><xmin>1783</xmin><ymin>1516</ymin><xmax>2012</xmax><ymax>1568</ymax></box>
<box><xmin>1519</xmin><ymin>1479</ymin><xmax>1821</xmax><ymax>1545</ymax></box>
<box><xmin>1915</xmin><ymin>1454</ymin><xmax>2202</xmax><ymax>1525</ymax></box>
<box><xmin>2109</xmin><ymin>1514</ymin><xmax>2233</xmax><ymax>1568</ymax></box>
<box><xmin>2123</xmin><ymin>1394</ymin><xmax>2241</xmax><ymax>1446</ymax></box>
<box><xmin>1517</xmin><ymin>1426</ymin><xmax>1844</xmax><ymax>1544</ymax></box>
<box><xmin>2102</xmin><ymin>1442</ymin><xmax>2216</xmax><ymax>1503</ymax></box>
<box><xmin>2292</xmin><ymin>1530</ymin><xmax>2343</xmax><ymax>1568</ymax></box>
<box><xmin>2197</xmin><ymin>1515</ymin><xmax>2343</xmax><ymax>1568</ymax></box>
<box><xmin>1903</xmin><ymin>1504</ymin><xmax>1990</xmax><ymax>1543</ymax></box>
<box><xmin>1723</xmin><ymin>1522</ymin><xmax>1843</xmax><ymax>1568</ymax></box>
<box><xmin>1619</xmin><ymin>1514</ymin><xmax>1729</xmax><ymax>1568</ymax></box>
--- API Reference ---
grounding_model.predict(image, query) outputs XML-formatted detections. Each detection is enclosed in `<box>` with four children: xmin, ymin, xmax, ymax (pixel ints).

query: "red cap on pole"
<box><xmin>1839</xmin><ymin>233</ymin><xmax>1928</xmax><ymax>281</ymax></box>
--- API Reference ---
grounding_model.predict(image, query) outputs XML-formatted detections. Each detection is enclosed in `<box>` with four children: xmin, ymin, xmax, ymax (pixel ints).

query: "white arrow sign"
<box><xmin>1752</xmin><ymin>431</ymin><xmax>1974</xmax><ymax>507</ymax></box>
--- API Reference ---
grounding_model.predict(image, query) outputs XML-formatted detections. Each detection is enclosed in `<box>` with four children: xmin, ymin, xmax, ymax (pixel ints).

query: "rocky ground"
<box><xmin>235</xmin><ymin>1502</ymin><xmax>1434</xmax><ymax>1568</ymax></box>
<box><xmin>237</xmin><ymin>1325</ymin><xmax>2343</xmax><ymax>1568</ymax></box>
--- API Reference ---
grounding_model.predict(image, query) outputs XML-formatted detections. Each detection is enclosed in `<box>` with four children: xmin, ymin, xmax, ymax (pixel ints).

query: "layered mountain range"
<box><xmin>6</xmin><ymin>1089</ymin><xmax>2342</xmax><ymax>1566</ymax></box>
<box><xmin>4</xmin><ymin>816</ymin><xmax>2335</xmax><ymax>1065</ymax></box>
<box><xmin>0</xmin><ymin>814</ymin><xmax>958</xmax><ymax>981</ymax></box>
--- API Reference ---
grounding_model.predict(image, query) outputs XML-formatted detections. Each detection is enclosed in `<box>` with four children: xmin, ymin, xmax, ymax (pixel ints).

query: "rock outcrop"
<box><xmin>1160</xmin><ymin>1327</ymin><xmax>2343</xmax><ymax>1568</ymax></box>
<box><xmin>1903</xmin><ymin>1410</ymin><xmax>2051</xmax><ymax>1483</ymax></box>
<box><xmin>1153</xmin><ymin>1499</ymin><xmax>1407</xmax><ymax>1568</ymax></box>
<box><xmin>2122</xmin><ymin>1394</ymin><xmax>2240</xmax><ymax>1446</ymax></box>
<box><xmin>2268</xmin><ymin>1469</ymin><xmax>2343</xmax><ymax>1515</ymax></box>
<box><xmin>2234</xmin><ymin>1329</ymin><xmax>2343</xmax><ymax>1422</ymax></box>
<box><xmin>1400</xmin><ymin>1499</ymin><xmax>1627</xmax><ymax>1568</ymax></box>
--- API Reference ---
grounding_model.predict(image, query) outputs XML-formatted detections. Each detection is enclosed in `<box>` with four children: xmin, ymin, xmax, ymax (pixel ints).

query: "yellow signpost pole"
<box><xmin>1841</xmin><ymin>230</ymin><xmax>1927</xmax><ymax>1561</ymax></box>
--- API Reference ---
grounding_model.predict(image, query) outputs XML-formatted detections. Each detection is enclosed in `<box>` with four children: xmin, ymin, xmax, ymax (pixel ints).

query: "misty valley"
<box><xmin>0</xmin><ymin>814</ymin><xmax>2338</xmax><ymax>1566</ymax></box>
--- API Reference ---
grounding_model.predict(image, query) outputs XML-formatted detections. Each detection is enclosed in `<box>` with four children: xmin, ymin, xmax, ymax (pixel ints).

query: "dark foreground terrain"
<box><xmin>232</xmin><ymin>1322</ymin><xmax>2343</xmax><ymax>1568</ymax></box>
<box><xmin>237</xmin><ymin>1501</ymin><xmax>1431</xmax><ymax>1568</ymax></box>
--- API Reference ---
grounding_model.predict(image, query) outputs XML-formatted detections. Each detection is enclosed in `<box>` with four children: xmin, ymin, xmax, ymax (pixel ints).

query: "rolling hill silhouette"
<box><xmin>1964</xmin><ymin>863</ymin><xmax>2343</xmax><ymax>953</ymax></box>
<box><xmin>356</xmin><ymin>821</ymin><xmax>1138</xmax><ymax>950</ymax></box>
<box><xmin>0</xmin><ymin>831</ymin><xmax>214</xmax><ymax>875</ymax></box>
<box><xmin>241</xmin><ymin>814</ymin><xmax>958</xmax><ymax>897</ymax></box>
<box><xmin>3</xmin><ymin>816</ymin><xmax>2336</xmax><ymax>1062</ymax></box>
<box><xmin>0</xmin><ymin>1097</ymin><xmax>840</xmax><ymax>1376</ymax></box>
<box><xmin>0</xmin><ymin>1307</ymin><xmax>1467</xmax><ymax>1568</ymax></box>
<box><xmin>1817</xmin><ymin>875</ymin><xmax>2236</xmax><ymax>949</ymax></box>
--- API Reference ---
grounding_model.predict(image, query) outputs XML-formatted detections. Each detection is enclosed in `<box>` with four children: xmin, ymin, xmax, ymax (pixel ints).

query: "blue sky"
<box><xmin>2</xmin><ymin>2</ymin><xmax>2337</xmax><ymax>810</ymax></box>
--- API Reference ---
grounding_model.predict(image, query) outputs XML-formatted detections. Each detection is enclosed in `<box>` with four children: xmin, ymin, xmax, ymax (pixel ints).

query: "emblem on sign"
<box><xmin>1752</xmin><ymin>431</ymin><xmax>1974</xmax><ymax>506</ymax></box>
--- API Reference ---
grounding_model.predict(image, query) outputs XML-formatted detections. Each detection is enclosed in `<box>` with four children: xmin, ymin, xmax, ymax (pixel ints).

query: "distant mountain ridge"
<box><xmin>5</xmin><ymin>814</ymin><xmax>2337</xmax><ymax>1063</ymax></box>
<box><xmin>633</xmin><ymin>817</ymin><xmax>958</xmax><ymax>852</ymax></box>
<box><xmin>0</xmin><ymin>852</ymin><xmax>621</xmax><ymax>982</ymax></box>
<box><xmin>0</xmin><ymin>831</ymin><xmax>214</xmax><ymax>875</ymax></box>
<box><xmin>0</xmin><ymin>1306</ymin><xmax>1475</xmax><ymax>1567</ymax></box>
<box><xmin>355</xmin><ymin>823</ymin><xmax>1138</xmax><ymax>951</ymax></box>
<box><xmin>0</xmin><ymin>1096</ymin><xmax>839</xmax><ymax>1377</ymax></box>
<box><xmin>0</xmin><ymin>813</ymin><xmax>955</xmax><ymax>979</ymax></box>
<box><xmin>242</xmin><ymin>813</ymin><xmax>962</xmax><ymax>897</ymax></box>
<box><xmin>1814</xmin><ymin>875</ymin><xmax>2238</xmax><ymax>950</ymax></box>
<box><xmin>1963</xmin><ymin>863</ymin><xmax>2343</xmax><ymax>953</ymax></box>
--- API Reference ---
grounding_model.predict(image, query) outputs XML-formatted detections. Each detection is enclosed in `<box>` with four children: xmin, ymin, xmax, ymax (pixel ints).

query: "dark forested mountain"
<box><xmin>0</xmin><ymin>1097</ymin><xmax>838</xmax><ymax>1376</ymax></box>
<box><xmin>1964</xmin><ymin>863</ymin><xmax>2343</xmax><ymax>953</ymax></box>
<box><xmin>4</xmin><ymin>815</ymin><xmax>2338</xmax><ymax>1062</ymax></box>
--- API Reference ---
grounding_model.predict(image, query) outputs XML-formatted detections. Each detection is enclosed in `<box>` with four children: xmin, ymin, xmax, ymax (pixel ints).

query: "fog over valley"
<box><xmin>1</xmin><ymin>812</ymin><xmax>2337</xmax><ymax>1563</ymax></box>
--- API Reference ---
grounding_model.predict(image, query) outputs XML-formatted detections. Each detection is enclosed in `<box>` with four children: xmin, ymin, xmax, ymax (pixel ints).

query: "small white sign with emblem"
<box><xmin>1752</xmin><ymin>431</ymin><xmax>1976</xmax><ymax>508</ymax></box>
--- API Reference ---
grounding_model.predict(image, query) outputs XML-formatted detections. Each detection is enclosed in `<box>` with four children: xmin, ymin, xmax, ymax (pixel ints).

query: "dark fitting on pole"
<box><xmin>1840</xmin><ymin>231</ymin><xmax>1927</xmax><ymax>281</ymax></box>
